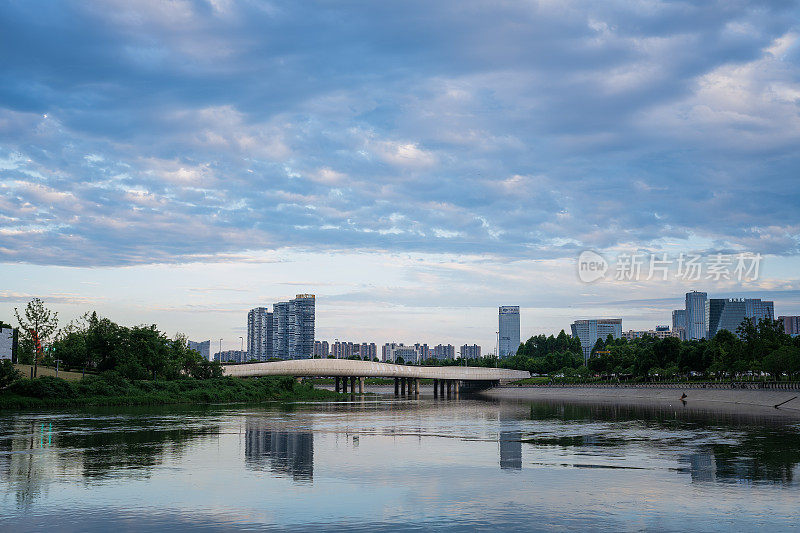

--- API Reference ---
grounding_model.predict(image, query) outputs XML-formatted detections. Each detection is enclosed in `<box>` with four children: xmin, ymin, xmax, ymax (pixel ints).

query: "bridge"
<box><xmin>223</xmin><ymin>359</ymin><xmax>530</xmax><ymax>396</ymax></box>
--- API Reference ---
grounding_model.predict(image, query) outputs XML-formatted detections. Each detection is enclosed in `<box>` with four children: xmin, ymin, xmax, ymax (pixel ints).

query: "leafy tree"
<box><xmin>14</xmin><ymin>298</ymin><xmax>58</xmax><ymax>378</ymax></box>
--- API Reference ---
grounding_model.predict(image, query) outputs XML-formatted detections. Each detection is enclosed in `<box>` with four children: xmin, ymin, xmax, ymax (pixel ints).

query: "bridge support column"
<box><xmin>401</xmin><ymin>378</ymin><xmax>407</xmax><ymax>395</ymax></box>
<box><xmin>446</xmin><ymin>380</ymin><xmax>452</xmax><ymax>397</ymax></box>
<box><xmin>433</xmin><ymin>379</ymin><xmax>438</xmax><ymax>397</ymax></box>
<box><xmin>394</xmin><ymin>377</ymin><xmax>399</xmax><ymax>396</ymax></box>
<box><xmin>414</xmin><ymin>378</ymin><xmax>419</xmax><ymax>395</ymax></box>
<box><xmin>439</xmin><ymin>379</ymin><xmax>445</xmax><ymax>397</ymax></box>
<box><xmin>350</xmin><ymin>376</ymin><xmax>356</xmax><ymax>394</ymax></box>
<box><xmin>359</xmin><ymin>377</ymin><xmax>364</xmax><ymax>394</ymax></box>
<box><xmin>453</xmin><ymin>380</ymin><xmax>460</xmax><ymax>398</ymax></box>
<box><xmin>342</xmin><ymin>376</ymin><xmax>348</xmax><ymax>393</ymax></box>
<box><xmin>335</xmin><ymin>377</ymin><xmax>340</xmax><ymax>393</ymax></box>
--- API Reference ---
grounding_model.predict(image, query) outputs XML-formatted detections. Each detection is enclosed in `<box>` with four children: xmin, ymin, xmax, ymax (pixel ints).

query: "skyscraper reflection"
<box><xmin>245</xmin><ymin>419</ymin><xmax>314</xmax><ymax>481</ymax></box>
<box><xmin>499</xmin><ymin>430</ymin><xmax>522</xmax><ymax>470</ymax></box>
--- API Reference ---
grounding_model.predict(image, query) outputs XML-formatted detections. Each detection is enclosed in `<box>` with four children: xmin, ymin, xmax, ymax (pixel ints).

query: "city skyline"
<box><xmin>1</xmin><ymin>2</ymin><xmax>799</xmax><ymax>351</ymax></box>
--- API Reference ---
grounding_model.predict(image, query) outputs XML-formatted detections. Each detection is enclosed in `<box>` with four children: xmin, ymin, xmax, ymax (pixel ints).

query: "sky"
<box><xmin>1</xmin><ymin>0</ymin><xmax>799</xmax><ymax>352</ymax></box>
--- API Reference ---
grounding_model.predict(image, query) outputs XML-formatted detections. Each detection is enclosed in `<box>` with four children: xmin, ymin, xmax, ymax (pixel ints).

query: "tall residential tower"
<box><xmin>247</xmin><ymin>307</ymin><xmax>273</xmax><ymax>361</ymax></box>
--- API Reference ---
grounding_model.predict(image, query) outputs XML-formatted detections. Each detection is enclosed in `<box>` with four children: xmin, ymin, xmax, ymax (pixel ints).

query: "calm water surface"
<box><xmin>1</xmin><ymin>394</ymin><xmax>799</xmax><ymax>532</ymax></box>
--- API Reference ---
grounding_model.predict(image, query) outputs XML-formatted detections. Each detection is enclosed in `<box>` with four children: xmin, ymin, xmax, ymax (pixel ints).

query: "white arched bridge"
<box><xmin>223</xmin><ymin>359</ymin><xmax>530</xmax><ymax>396</ymax></box>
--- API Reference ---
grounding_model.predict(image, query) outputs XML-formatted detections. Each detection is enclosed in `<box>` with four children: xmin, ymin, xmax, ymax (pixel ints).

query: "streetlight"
<box><xmin>495</xmin><ymin>331</ymin><xmax>499</xmax><ymax>368</ymax></box>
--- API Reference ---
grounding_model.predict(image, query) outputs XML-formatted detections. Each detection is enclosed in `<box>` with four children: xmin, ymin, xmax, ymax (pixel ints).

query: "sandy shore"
<box><xmin>480</xmin><ymin>385</ymin><xmax>800</xmax><ymax>419</ymax></box>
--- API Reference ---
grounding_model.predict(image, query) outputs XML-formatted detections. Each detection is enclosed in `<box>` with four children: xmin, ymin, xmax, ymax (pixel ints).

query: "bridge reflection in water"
<box><xmin>245</xmin><ymin>420</ymin><xmax>313</xmax><ymax>482</ymax></box>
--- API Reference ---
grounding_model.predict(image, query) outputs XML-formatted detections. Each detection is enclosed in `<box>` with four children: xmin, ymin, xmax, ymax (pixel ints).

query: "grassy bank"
<box><xmin>0</xmin><ymin>373</ymin><xmax>340</xmax><ymax>409</ymax></box>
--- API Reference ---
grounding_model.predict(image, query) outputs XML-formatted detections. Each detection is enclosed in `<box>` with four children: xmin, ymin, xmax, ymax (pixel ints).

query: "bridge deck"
<box><xmin>222</xmin><ymin>359</ymin><xmax>529</xmax><ymax>382</ymax></box>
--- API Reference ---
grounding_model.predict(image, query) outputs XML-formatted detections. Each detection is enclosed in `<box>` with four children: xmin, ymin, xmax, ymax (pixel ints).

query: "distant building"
<box><xmin>313</xmin><ymin>340</ymin><xmax>329</xmax><ymax>357</ymax></box>
<box><xmin>247</xmin><ymin>307</ymin><xmax>273</xmax><ymax>361</ymax></box>
<box><xmin>460</xmin><ymin>344</ymin><xmax>481</xmax><ymax>358</ymax></box>
<box><xmin>289</xmin><ymin>294</ymin><xmax>315</xmax><ymax>359</ymax></box>
<box><xmin>213</xmin><ymin>350</ymin><xmax>248</xmax><ymax>363</ymax></box>
<box><xmin>499</xmin><ymin>306</ymin><xmax>520</xmax><ymax>358</ymax></box>
<box><xmin>708</xmin><ymin>298</ymin><xmax>774</xmax><ymax>338</ymax></box>
<box><xmin>779</xmin><ymin>316</ymin><xmax>800</xmax><ymax>336</ymax></box>
<box><xmin>272</xmin><ymin>301</ymin><xmax>290</xmax><ymax>358</ymax></box>
<box><xmin>672</xmin><ymin>309</ymin><xmax>687</xmax><ymax>341</ymax></box>
<box><xmin>571</xmin><ymin>319</ymin><xmax>622</xmax><ymax>362</ymax></box>
<box><xmin>414</xmin><ymin>343</ymin><xmax>430</xmax><ymax>360</ymax></box>
<box><xmin>685</xmin><ymin>291</ymin><xmax>708</xmax><ymax>341</ymax></box>
<box><xmin>622</xmin><ymin>327</ymin><xmax>677</xmax><ymax>341</ymax></box>
<box><xmin>433</xmin><ymin>344</ymin><xmax>455</xmax><ymax>360</ymax></box>
<box><xmin>358</xmin><ymin>342</ymin><xmax>377</xmax><ymax>360</ymax></box>
<box><xmin>188</xmin><ymin>340</ymin><xmax>211</xmax><ymax>361</ymax></box>
<box><xmin>0</xmin><ymin>326</ymin><xmax>18</xmax><ymax>361</ymax></box>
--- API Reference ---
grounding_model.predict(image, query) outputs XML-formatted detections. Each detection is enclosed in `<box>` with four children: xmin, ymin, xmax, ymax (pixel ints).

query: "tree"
<box><xmin>14</xmin><ymin>298</ymin><xmax>58</xmax><ymax>378</ymax></box>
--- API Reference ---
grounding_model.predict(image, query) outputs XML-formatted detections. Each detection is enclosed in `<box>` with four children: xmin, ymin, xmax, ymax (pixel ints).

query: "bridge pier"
<box><xmin>350</xmin><ymin>376</ymin><xmax>356</xmax><ymax>394</ymax></box>
<box><xmin>394</xmin><ymin>377</ymin><xmax>399</xmax><ymax>396</ymax></box>
<box><xmin>439</xmin><ymin>379</ymin><xmax>445</xmax><ymax>397</ymax></box>
<box><xmin>433</xmin><ymin>379</ymin><xmax>438</xmax><ymax>397</ymax></box>
<box><xmin>453</xmin><ymin>380</ymin><xmax>459</xmax><ymax>398</ymax></box>
<box><xmin>414</xmin><ymin>378</ymin><xmax>419</xmax><ymax>395</ymax></box>
<box><xmin>447</xmin><ymin>380</ymin><xmax>452</xmax><ymax>397</ymax></box>
<box><xmin>342</xmin><ymin>376</ymin><xmax>348</xmax><ymax>393</ymax></box>
<box><xmin>335</xmin><ymin>377</ymin><xmax>340</xmax><ymax>393</ymax></box>
<box><xmin>359</xmin><ymin>377</ymin><xmax>364</xmax><ymax>394</ymax></box>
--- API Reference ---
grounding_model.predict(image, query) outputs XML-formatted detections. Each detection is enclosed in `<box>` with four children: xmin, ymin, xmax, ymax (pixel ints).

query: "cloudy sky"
<box><xmin>1</xmin><ymin>0</ymin><xmax>799</xmax><ymax>351</ymax></box>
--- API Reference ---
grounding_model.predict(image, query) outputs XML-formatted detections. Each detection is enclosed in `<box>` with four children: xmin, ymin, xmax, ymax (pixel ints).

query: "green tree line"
<box><xmin>586</xmin><ymin>318</ymin><xmax>800</xmax><ymax>380</ymax></box>
<box><xmin>13</xmin><ymin>299</ymin><xmax>221</xmax><ymax>380</ymax></box>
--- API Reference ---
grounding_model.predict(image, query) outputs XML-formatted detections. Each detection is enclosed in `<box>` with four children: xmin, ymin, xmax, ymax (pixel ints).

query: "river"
<box><xmin>2</xmin><ymin>392</ymin><xmax>799</xmax><ymax>531</ymax></box>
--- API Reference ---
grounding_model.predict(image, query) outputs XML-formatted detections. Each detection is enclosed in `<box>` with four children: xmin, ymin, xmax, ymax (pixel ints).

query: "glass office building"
<box><xmin>571</xmin><ymin>318</ymin><xmax>622</xmax><ymax>362</ymax></box>
<box><xmin>708</xmin><ymin>298</ymin><xmax>774</xmax><ymax>338</ymax></box>
<box><xmin>685</xmin><ymin>291</ymin><xmax>708</xmax><ymax>341</ymax></box>
<box><xmin>498</xmin><ymin>306</ymin><xmax>520</xmax><ymax>358</ymax></box>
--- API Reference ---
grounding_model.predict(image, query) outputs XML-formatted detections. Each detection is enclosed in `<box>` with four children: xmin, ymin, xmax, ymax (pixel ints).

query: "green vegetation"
<box><xmin>585</xmin><ymin>318</ymin><xmax>800</xmax><ymax>381</ymax></box>
<box><xmin>21</xmin><ymin>307</ymin><xmax>223</xmax><ymax>380</ymax></box>
<box><xmin>0</xmin><ymin>372</ymin><xmax>338</xmax><ymax>409</ymax></box>
<box><xmin>4</xmin><ymin>299</ymin><xmax>339</xmax><ymax>409</ymax></box>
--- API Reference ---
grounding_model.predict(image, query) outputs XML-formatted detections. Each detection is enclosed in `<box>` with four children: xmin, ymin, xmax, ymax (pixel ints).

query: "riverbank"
<box><xmin>482</xmin><ymin>385</ymin><xmax>800</xmax><ymax>417</ymax></box>
<box><xmin>0</xmin><ymin>374</ymin><xmax>340</xmax><ymax>409</ymax></box>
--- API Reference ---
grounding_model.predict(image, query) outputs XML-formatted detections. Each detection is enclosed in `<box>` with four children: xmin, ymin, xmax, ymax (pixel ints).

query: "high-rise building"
<box><xmin>289</xmin><ymin>294</ymin><xmax>315</xmax><ymax>359</ymax></box>
<box><xmin>779</xmin><ymin>316</ymin><xmax>800</xmax><ymax>336</ymax></box>
<box><xmin>685</xmin><ymin>291</ymin><xmax>708</xmax><ymax>341</ymax></box>
<box><xmin>433</xmin><ymin>344</ymin><xmax>455</xmax><ymax>360</ymax></box>
<box><xmin>708</xmin><ymin>298</ymin><xmax>775</xmax><ymax>338</ymax></box>
<box><xmin>571</xmin><ymin>318</ymin><xmax>622</xmax><ymax>362</ymax></box>
<box><xmin>188</xmin><ymin>340</ymin><xmax>211</xmax><ymax>361</ymax></box>
<box><xmin>247</xmin><ymin>307</ymin><xmax>273</xmax><ymax>361</ymax></box>
<box><xmin>414</xmin><ymin>343</ymin><xmax>430</xmax><ymax>360</ymax></box>
<box><xmin>672</xmin><ymin>309</ymin><xmax>687</xmax><ymax>341</ymax></box>
<box><xmin>460</xmin><ymin>344</ymin><xmax>481</xmax><ymax>358</ymax></box>
<box><xmin>272</xmin><ymin>302</ymin><xmax>290</xmax><ymax>358</ymax></box>
<box><xmin>313</xmin><ymin>340</ymin><xmax>330</xmax><ymax>357</ymax></box>
<box><xmin>498</xmin><ymin>306</ymin><xmax>520</xmax><ymax>358</ymax></box>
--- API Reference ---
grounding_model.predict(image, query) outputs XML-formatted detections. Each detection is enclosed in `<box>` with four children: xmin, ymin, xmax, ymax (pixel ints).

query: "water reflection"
<box><xmin>0</xmin><ymin>398</ymin><xmax>799</xmax><ymax>532</ymax></box>
<box><xmin>499</xmin><ymin>430</ymin><xmax>522</xmax><ymax>470</ymax></box>
<box><xmin>518</xmin><ymin>400</ymin><xmax>800</xmax><ymax>485</ymax></box>
<box><xmin>0</xmin><ymin>409</ymin><xmax>221</xmax><ymax>506</ymax></box>
<box><xmin>245</xmin><ymin>419</ymin><xmax>313</xmax><ymax>481</ymax></box>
